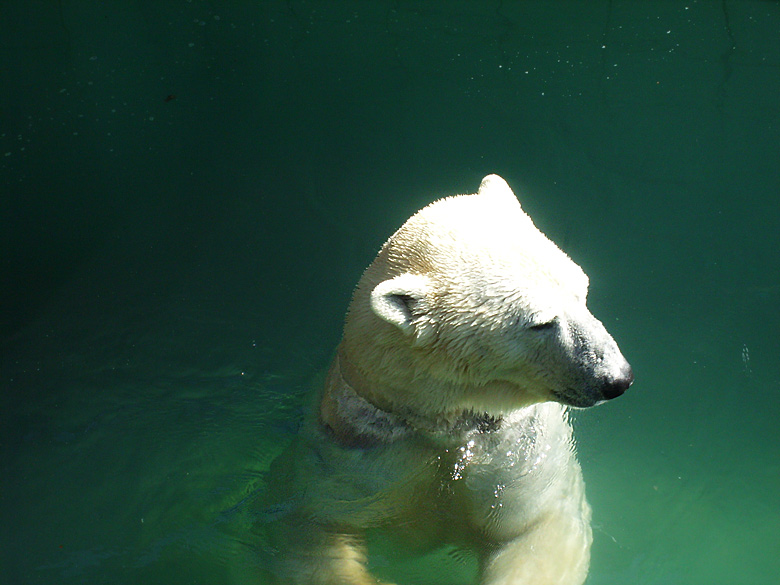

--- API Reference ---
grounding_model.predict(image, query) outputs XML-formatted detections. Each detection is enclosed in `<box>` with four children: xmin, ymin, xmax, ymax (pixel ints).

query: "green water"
<box><xmin>2</xmin><ymin>2</ymin><xmax>779</xmax><ymax>584</ymax></box>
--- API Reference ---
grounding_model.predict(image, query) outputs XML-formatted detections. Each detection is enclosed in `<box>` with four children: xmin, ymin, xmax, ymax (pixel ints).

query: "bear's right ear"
<box><xmin>370</xmin><ymin>274</ymin><xmax>434</xmax><ymax>345</ymax></box>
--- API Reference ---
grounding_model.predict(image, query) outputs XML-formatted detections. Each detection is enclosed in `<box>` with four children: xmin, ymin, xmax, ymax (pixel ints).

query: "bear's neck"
<box><xmin>319</xmin><ymin>351</ymin><xmax>501</xmax><ymax>448</ymax></box>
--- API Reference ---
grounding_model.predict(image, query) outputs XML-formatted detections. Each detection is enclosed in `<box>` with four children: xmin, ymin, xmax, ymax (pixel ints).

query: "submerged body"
<box><xmin>264</xmin><ymin>176</ymin><xmax>633</xmax><ymax>584</ymax></box>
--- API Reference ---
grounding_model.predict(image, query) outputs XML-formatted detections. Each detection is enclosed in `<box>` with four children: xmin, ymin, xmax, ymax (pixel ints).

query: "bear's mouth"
<box><xmin>551</xmin><ymin>389</ymin><xmax>602</xmax><ymax>409</ymax></box>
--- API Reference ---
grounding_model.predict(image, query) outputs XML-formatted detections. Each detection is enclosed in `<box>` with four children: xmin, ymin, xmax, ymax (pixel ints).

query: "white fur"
<box><xmin>264</xmin><ymin>175</ymin><xmax>632</xmax><ymax>585</ymax></box>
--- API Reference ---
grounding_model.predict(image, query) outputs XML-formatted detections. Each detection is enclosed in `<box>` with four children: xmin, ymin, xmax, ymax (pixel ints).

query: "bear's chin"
<box><xmin>550</xmin><ymin>390</ymin><xmax>605</xmax><ymax>409</ymax></box>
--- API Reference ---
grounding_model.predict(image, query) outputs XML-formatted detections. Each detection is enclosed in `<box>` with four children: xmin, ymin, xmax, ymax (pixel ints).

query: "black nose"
<box><xmin>602</xmin><ymin>365</ymin><xmax>634</xmax><ymax>400</ymax></box>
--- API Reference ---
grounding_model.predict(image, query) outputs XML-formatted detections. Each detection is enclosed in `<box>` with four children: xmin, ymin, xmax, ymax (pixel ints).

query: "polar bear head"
<box><xmin>338</xmin><ymin>175</ymin><xmax>633</xmax><ymax>420</ymax></box>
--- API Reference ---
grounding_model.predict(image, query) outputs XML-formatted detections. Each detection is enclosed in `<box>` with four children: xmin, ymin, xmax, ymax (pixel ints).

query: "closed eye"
<box><xmin>529</xmin><ymin>320</ymin><xmax>556</xmax><ymax>332</ymax></box>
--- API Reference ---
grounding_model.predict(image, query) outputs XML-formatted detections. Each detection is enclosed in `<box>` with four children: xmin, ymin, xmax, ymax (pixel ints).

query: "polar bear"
<box><xmin>263</xmin><ymin>175</ymin><xmax>633</xmax><ymax>585</ymax></box>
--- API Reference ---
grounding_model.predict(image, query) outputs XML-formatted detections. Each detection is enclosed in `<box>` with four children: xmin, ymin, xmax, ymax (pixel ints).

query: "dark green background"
<box><xmin>2</xmin><ymin>2</ymin><xmax>779</xmax><ymax>584</ymax></box>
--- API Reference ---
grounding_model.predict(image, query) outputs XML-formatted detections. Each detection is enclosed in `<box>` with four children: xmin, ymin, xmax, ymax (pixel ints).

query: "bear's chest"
<box><xmin>301</xmin><ymin>403</ymin><xmax>577</xmax><ymax>541</ymax></box>
<box><xmin>431</xmin><ymin>405</ymin><xmax>581</xmax><ymax>539</ymax></box>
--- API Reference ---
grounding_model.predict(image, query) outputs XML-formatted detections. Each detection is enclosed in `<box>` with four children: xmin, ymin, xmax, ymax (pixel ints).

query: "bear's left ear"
<box><xmin>478</xmin><ymin>174</ymin><xmax>516</xmax><ymax>201</ymax></box>
<box><xmin>370</xmin><ymin>273</ymin><xmax>434</xmax><ymax>345</ymax></box>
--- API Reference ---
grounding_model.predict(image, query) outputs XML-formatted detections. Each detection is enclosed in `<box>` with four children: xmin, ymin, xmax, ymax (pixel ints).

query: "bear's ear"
<box><xmin>478</xmin><ymin>174</ymin><xmax>516</xmax><ymax>201</ymax></box>
<box><xmin>370</xmin><ymin>274</ymin><xmax>434</xmax><ymax>344</ymax></box>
